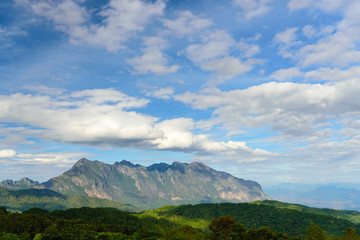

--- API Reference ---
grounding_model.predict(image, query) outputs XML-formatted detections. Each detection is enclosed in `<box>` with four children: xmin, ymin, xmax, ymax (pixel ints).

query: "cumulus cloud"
<box><xmin>185</xmin><ymin>30</ymin><xmax>258</xmax><ymax>84</ymax></box>
<box><xmin>202</xmin><ymin>57</ymin><xmax>253</xmax><ymax>82</ymax></box>
<box><xmin>162</xmin><ymin>11</ymin><xmax>212</xmax><ymax>36</ymax></box>
<box><xmin>16</xmin><ymin>0</ymin><xmax>165</xmax><ymax>51</ymax></box>
<box><xmin>152</xmin><ymin>118</ymin><xmax>273</xmax><ymax>158</ymax></box>
<box><xmin>0</xmin><ymin>88</ymin><xmax>269</xmax><ymax>160</ymax></box>
<box><xmin>0</xmin><ymin>149</ymin><xmax>17</xmax><ymax>158</ymax></box>
<box><xmin>234</xmin><ymin>0</ymin><xmax>272</xmax><ymax>20</ymax></box>
<box><xmin>174</xmin><ymin>80</ymin><xmax>360</xmax><ymax>140</ymax></box>
<box><xmin>128</xmin><ymin>36</ymin><xmax>179</xmax><ymax>75</ymax></box>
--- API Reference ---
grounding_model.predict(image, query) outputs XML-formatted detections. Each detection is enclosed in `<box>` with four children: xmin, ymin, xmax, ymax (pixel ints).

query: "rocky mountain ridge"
<box><xmin>36</xmin><ymin>158</ymin><xmax>270</xmax><ymax>209</ymax></box>
<box><xmin>0</xmin><ymin>177</ymin><xmax>39</xmax><ymax>189</ymax></box>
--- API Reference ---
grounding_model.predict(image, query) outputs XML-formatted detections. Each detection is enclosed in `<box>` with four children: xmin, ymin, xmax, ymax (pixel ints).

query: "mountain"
<box><xmin>0</xmin><ymin>187</ymin><xmax>138</xmax><ymax>212</ymax></box>
<box><xmin>263</xmin><ymin>183</ymin><xmax>360</xmax><ymax>211</ymax></box>
<box><xmin>0</xmin><ymin>177</ymin><xmax>39</xmax><ymax>189</ymax></box>
<box><xmin>36</xmin><ymin>158</ymin><xmax>270</xmax><ymax>209</ymax></box>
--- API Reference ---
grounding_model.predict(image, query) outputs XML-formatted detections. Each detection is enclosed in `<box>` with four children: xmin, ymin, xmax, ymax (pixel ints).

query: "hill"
<box><xmin>253</xmin><ymin>200</ymin><xmax>360</xmax><ymax>224</ymax></box>
<box><xmin>36</xmin><ymin>158</ymin><xmax>269</xmax><ymax>209</ymax></box>
<box><xmin>139</xmin><ymin>201</ymin><xmax>360</xmax><ymax>237</ymax></box>
<box><xmin>0</xmin><ymin>187</ymin><xmax>138</xmax><ymax>212</ymax></box>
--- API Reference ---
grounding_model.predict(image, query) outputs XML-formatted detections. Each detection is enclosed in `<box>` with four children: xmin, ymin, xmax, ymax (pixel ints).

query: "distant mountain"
<box><xmin>263</xmin><ymin>183</ymin><xmax>360</xmax><ymax>211</ymax></box>
<box><xmin>0</xmin><ymin>177</ymin><xmax>39</xmax><ymax>189</ymax></box>
<box><xmin>0</xmin><ymin>187</ymin><xmax>138</xmax><ymax>212</ymax></box>
<box><xmin>36</xmin><ymin>158</ymin><xmax>270</xmax><ymax>209</ymax></box>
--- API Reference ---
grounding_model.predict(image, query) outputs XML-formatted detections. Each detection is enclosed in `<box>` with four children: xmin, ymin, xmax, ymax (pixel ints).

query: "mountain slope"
<box><xmin>0</xmin><ymin>177</ymin><xmax>39</xmax><ymax>189</ymax></box>
<box><xmin>37</xmin><ymin>158</ymin><xmax>269</xmax><ymax>209</ymax></box>
<box><xmin>0</xmin><ymin>187</ymin><xmax>138</xmax><ymax>212</ymax></box>
<box><xmin>140</xmin><ymin>202</ymin><xmax>360</xmax><ymax>237</ymax></box>
<box><xmin>252</xmin><ymin>200</ymin><xmax>360</xmax><ymax>224</ymax></box>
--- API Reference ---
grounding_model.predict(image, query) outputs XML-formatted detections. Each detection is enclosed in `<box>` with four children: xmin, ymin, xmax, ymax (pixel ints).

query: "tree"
<box><xmin>230</xmin><ymin>223</ymin><xmax>247</xmax><ymax>240</ymax></box>
<box><xmin>305</xmin><ymin>223</ymin><xmax>329</xmax><ymax>240</ymax></box>
<box><xmin>209</xmin><ymin>215</ymin><xmax>236</xmax><ymax>240</ymax></box>
<box><xmin>162</xmin><ymin>225</ymin><xmax>207</xmax><ymax>240</ymax></box>
<box><xmin>0</xmin><ymin>233</ymin><xmax>21</xmax><ymax>240</ymax></box>
<box><xmin>343</xmin><ymin>227</ymin><xmax>360</xmax><ymax>240</ymax></box>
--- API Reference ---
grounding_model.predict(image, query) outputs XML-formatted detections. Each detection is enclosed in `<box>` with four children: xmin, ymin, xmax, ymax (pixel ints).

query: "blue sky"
<box><xmin>1</xmin><ymin>0</ymin><xmax>360</xmax><ymax>186</ymax></box>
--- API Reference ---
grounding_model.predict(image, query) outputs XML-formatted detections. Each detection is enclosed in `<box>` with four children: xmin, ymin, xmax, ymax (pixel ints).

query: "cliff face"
<box><xmin>37</xmin><ymin>158</ymin><xmax>270</xmax><ymax>209</ymax></box>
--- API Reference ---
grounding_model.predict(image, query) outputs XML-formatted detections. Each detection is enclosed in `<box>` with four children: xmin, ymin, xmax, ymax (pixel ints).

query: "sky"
<box><xmin>0</xmin><ymin>0</ymin><xmax>360</xmax><ymax>186</ymax></box>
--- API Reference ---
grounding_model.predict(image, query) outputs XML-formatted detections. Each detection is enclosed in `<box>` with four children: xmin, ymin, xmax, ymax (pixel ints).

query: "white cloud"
<box><xmin>0</xmin><ymin>151</ymin><xmax>92</xmax><ymax>181</ymax></box>
<box><xmin>0</xmin><ymin>25</ymin><xmax>27</xmax><ymax>49</ymax></box>
<box><xmin>162</xmin><ymin>11</ymin><xmax>212</xmax><ymax>36</ymax></box>
<box><xmin>175</xmin><ymin>79</ymin><xmax>360</xmax><ymax>140</ymax></box>
<box><xmin>128</xmin><ymin>36</ymin><xmax>179</xmax><ymax>75</ymax></box>
<box><xmin>22</xmin><ymin>84</ymin><xmax>65</xmax><ymax>96</ymax></box>
<box><xmin>302</xmin><ymin>25</ymin><xmax>317</xmax><ymax>38</ymax></box>
<box><xmin>145</xmin><ymin>87</ymin><xmax>174</xmax><ymax>99</ymax></box>
<box><xmin>273</xmin><ymin>27</ymin><xmax>300</xmax><ymax>58</ymax></box>
<box><xmin>16</xmin><ymin>0</ymin><xmax>165</xmax><ymax>51</ymax></box>
<box><xmin>186</xmin><ymin>30</ymin><xmax>235</xmax><ymax>63</ymax></box>
<box><xmin>288</xmin><ymin>0</ymin><xmax>347</xmax><ymax>13</ymax></box>
<box><xmin>234</xmin><ymin>0</ymin><xmax>272</xmax><ymax>20</ymax></box>
<box><xmin>270</xmin><ymin>67</ymin><xmax>303</xmax><ymax>81</ymax></box>
<box><xmin>152</xmin><ymin>118</ymin><xmax>272</xmax><ymax>158</ymax></box>
<box><xmin>283</xmin><ymin>1</ymin><xmax>360</xmax><ymax>67</ymax></box>
<box><xmin>305</xmin><ymin>66</ymin><xmax>360</xmax><ymax>81</ymax></box>
<box><xmin>0</xmin><ymin>149</ymin><xmax>17</xmax><ymax>158</ymax></box>
<box><xmin>0</xmin><ymin>88</ymin><xmax>270</xmax><ymax>160</ymax></box>
<box><xmin>185</xmin><ymin>30</ymin><xmax>258</xmax><ymax>83</ymax></box>
<box><xmin>238</xmin><ymin>41</ymin><xmax>261</xmax><ymax>58</ymax></box>
<box><xmin>202</xmin><ymin>57</ymin><xmax>253</xmax><ymax>81</ymax></box>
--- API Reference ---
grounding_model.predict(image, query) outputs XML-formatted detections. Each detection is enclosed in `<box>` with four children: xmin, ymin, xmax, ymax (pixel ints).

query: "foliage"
<box><xmin>139</xmin><ymin>202</ymin><xmax>360</xmax><ymax>237</ymax></box>
<box><xmin>255</xmin><ymin>200</ymin><xmax>360</xmax><ymax>225</ymax></box>
<box><xmin>343</xmin><ymin>227</ymin><xmax>360</xmax><ymax>240</ymax></box>
<box><xmin>305</xmin><ymin>223</ymin><xmax>329</xmax><ymax>240</ymax></box>
<box><xmin>0</xmin><ymin>204</ymin><xmax>359</xmax><ymax>239</ymax></box>
<box><xmin>0</xmin><ymin>187</ymin><xmax>138</xmax><ymax>212</ymax></box>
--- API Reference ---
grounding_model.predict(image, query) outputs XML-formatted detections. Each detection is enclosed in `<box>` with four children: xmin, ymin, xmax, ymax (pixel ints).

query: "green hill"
<box><xmin>139</xmin><ymin>201</ymin><xmax>360</xmax><ymax>237</ymax></box>
<box><xmin>253</xmin><ymin>200</ymin><xmax>360</xmax><ymax>224</ymax></box>
<box><xmin>0</xmin><ymin>187</ymin><xmax>138</xmax><ymax>212</ymax></box>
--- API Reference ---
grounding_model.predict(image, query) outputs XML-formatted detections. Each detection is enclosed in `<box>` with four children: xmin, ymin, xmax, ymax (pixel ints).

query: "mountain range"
<box><xmin>0</xmin><ymin>177</ymin><xmax>39</xmax><ymax>189</ymax></box>
<box><xmin>264</xmin><ymin>183</ymin><xmax>360</xmax><ymax>211</ymax></box>
<box><xmin>34</xmin><ymin>158</ymin><xmax>269</xmax><ymax>209</ymax></box>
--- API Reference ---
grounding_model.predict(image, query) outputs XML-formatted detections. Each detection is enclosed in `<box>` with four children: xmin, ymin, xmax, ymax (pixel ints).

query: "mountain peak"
<box><xmin>0</xmin><ymin>177</ymin><xmax>39</xmax><ymax>189</ymax></box>
<box><xmin>147</xmin><ymin>162</ymin><xmax>170</xmax><ymax>172</ymax></box>
<box><xmin>115</xmin><ymin>160</ymin><xmax>135</xmax><ymax>167</ymax></box>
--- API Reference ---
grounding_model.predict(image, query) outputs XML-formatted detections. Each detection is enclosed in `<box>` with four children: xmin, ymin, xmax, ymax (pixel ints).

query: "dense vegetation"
<box><xmin>1</xmin><ymin>205</ymin><xmax>360</xmax><ymax>240</ymax></box>
<box><xmin>0</xmin><ymin>187</ymin><xmax>138</xmax><ymax>212</ymax></box>
<box><xmin>254</xmin><ymin>200</ymin><xmax>360</xmax><ymax>224</ymax></box>
<box><xmin>140</xmin><ymin>202</ymin><xmax>360</xmax><ymax>237</ymax></box>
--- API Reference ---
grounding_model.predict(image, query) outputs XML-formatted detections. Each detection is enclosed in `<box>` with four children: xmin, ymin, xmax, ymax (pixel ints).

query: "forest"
<box><xmin>1</xmin><ymin>205</ymin><xmax>360</xmax><ymax>240</ymax></box>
